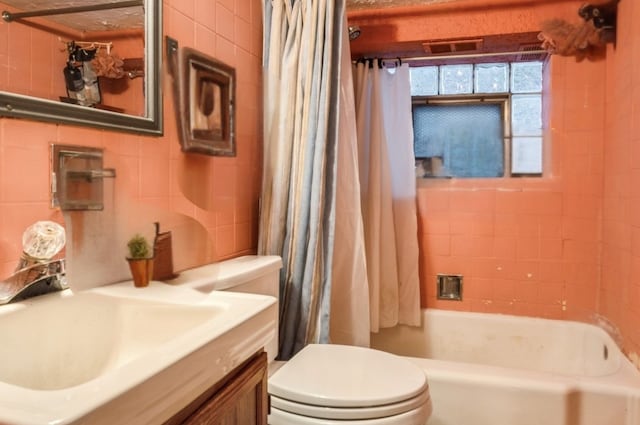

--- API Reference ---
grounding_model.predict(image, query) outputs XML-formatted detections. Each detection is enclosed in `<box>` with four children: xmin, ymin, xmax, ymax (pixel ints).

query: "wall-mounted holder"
<box><xmin>437</xmin><ymin>274</ymin><xmax>463</xmax><ymax>301</ymax></box>
<box><xmin>51</xmin><ymin>144</ymin><xmax>116</xmax><ymax>210</ymax></box>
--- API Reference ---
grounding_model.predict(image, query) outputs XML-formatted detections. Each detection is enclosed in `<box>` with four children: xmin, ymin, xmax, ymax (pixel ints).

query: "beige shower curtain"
<box><xmin>351</xmin><ymin>59</ymin><xmax>421</xmax><ymax>332</ymax></box>
<box><xmin>329</xmin><ymin>15</ymin><xmax>370</xmax><ymax>347</ymax></box>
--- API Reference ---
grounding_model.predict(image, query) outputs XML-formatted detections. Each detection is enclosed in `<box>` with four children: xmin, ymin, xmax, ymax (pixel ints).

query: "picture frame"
<box><xmin>168</xmin><ymin>39</ymin><xmax>236</xmax><ymax>156</ymax></box>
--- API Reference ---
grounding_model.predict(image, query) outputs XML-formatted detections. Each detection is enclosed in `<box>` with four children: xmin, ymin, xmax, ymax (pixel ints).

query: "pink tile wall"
<box><xmin>417</xmin><ymin>154</ymin><xmax>602</xmax><ymax>321</ymax></box>
<box><xmin>0</xmin><ymin>0</ymin><xmax>263</xmax><ymax>280</ymax></box>
<box><xmin>402</xmin><ymin>4</ymin><xmax>605</xmax><ymax>320</ymax></box>
<box><xmin>600</xmin><ymin>0</ymin><xmax>640</xmax><ymax>362</ymax></box>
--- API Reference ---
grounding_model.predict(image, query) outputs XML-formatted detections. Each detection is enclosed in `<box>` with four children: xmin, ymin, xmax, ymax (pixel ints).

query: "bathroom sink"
<box><xmin>0</xmin><ymin>282</ymin><xmax>277</xmax><ymax>425</ymax></box>
<box><xmin>0</xmin><ymin>291</ymin><xmax>224</xmax><ymax>390</ymax></box>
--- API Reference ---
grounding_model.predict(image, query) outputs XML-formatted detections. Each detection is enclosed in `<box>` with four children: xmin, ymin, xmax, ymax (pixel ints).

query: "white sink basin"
<box><xmin>0</xmin><ymin>282</ymin><xmax>277</xmax><ymax>425</ymax></box>
<box><xmin>0</xmin><ymin>292</ymin><xmax>222</xmax><ymax>390</ymax></box>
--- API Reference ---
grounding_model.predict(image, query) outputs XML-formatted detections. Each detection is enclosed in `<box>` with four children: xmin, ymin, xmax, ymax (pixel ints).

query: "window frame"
<box><xmin>412</xmin><ymin>93</ymin><xmax>519</xmax><ymax>178</ymax></box>
<box><xmin>410</xmin><ymin>61</ymin><xmax>545</xmax><ymax>179</ymax></box>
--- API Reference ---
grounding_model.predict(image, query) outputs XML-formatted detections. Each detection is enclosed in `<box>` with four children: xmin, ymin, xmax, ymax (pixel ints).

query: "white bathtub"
<box><xmin>371</xmin><ymin>309</ymin><xmax>640</xmax><ymax>425</ymax></box>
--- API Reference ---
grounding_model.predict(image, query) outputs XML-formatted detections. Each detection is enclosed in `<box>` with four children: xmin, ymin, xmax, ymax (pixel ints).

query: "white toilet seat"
<box><xmin>268</xmin><ymin>344</ymin><xmax>432</xmax><ymax>424</ymax></box>
<box><xmin>269</xmin><ymin>403</ymin><xmax>432</xmax><ymax>425</ymax></box>
<box><xmin>270</xmin><ymin>389</ymin><xmax>431</xmax><ymax>420</ymax></box>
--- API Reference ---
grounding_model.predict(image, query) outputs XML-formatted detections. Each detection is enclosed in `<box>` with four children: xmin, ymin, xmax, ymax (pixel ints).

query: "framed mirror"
<box><xmin>0</xmin><ymin>0</ymin><xmax>162</xmax><ymax>135</ymax></box>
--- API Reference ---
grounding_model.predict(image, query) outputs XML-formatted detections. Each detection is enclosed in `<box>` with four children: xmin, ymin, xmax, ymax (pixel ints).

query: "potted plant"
<box><xmin>126</xmin><ymin>234</ymin><xmax>154</xmax><ymax>287</ymax></box>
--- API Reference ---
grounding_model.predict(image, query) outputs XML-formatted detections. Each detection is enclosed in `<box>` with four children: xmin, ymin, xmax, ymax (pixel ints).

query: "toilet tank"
<box><xmin>168</xmin><ymin>255</ymin><xmax>282</xmax><ymax>361</ymax></box>
<box><xmin>173</xmin><ymin>255</ymin><xmax>282</xmax><ymax>297</ymax></box>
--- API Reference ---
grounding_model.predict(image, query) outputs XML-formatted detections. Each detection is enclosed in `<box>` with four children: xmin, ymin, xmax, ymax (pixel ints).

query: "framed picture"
<box><xmin>170</xmin><ymin>41</ymin><xmax>236</xmax><ymax>156</ymax></box>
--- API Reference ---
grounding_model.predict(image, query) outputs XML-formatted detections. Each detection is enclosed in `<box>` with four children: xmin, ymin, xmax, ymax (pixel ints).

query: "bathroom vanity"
<box><xmin>168</xmin><ymin>351</ymin><xmax>268</xmax><ymax>425</ymax></box>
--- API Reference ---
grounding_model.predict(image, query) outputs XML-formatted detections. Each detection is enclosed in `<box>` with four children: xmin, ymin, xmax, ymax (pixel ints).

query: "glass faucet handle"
<box><xmin>21</xmin><ymin>221</ymin><xmax>66</xmax><ymax>260</ymax></box>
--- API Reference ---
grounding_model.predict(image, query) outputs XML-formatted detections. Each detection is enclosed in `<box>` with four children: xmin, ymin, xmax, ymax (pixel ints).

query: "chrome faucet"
<box><xmin>0</xmin><ymin>258</ymin><xmax>68</xmax><ymax>304</ymax></box>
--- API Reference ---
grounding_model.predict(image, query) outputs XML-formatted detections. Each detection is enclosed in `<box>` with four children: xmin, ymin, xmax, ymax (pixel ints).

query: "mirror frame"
<box><xmin>0</xmin><ymin>0</ymin><xmax>162</xmax><ymax>135</ymax></box>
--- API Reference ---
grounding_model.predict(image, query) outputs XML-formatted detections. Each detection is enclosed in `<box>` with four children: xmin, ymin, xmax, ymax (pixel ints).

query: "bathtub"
<box><xmin>370</xmin><ymin>309</ymin><xmax>640</xmax><ymax>425</ymax></box>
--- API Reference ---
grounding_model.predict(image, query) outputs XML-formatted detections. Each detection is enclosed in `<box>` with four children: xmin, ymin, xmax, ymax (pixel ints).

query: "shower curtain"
<box><xmin>329</xmin><ymin>15</ymin><xmax>370</xmax><ymax>347</ymax></box>
<box><xmin>351</xmin><ymin>60</ymin><xmax>421</xmax><ymax>331</ymax></box>
<box><xmin>260</xmin><ymin>0</ymin><xmax>420</xmax><ymax>358</ymax></box>
<box><xmin>259</xmin><ymin>0</ymin><xmax>345</xmax><ymax>360</ymax></box>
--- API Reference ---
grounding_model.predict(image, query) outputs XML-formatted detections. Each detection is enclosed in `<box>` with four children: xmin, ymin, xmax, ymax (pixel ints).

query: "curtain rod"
<box><xmin>401</xmin><ymin>49</ymin><xmax>548</xmax><ymax>62</ymax></box>
<box><xmin>2</xmin><ymin>0</ymin><xmax>143</xmax><ymax>23</ymax></box>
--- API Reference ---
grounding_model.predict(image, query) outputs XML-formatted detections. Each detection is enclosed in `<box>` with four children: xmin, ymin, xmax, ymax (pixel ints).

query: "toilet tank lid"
<box><xmin>167</xmin><ymin>255</ymin><xmax>282</xmax><ymax>289</ymax></box>
<box><xmin>268</xmin><ymin>344</ymin><xmax>429</xmax><ymax>408</ymax></box>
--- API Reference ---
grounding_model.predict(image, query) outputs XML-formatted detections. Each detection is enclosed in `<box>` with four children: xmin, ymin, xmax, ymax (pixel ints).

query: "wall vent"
<box><xmin>518</xmin><ymin>43</ymin><xmax>548</xmax><ymax>61</ymax></box>
<box><xmin>423</xmin><ymin>38</ymin><xmax>483</xmax><ymax>55</ymax></box>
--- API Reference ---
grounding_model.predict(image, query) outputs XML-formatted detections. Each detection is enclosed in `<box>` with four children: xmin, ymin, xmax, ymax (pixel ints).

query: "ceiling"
<box><xmin>0</xmin><ymin>0</ymin><xmax>144</xmax><ymax>32</ymax></box>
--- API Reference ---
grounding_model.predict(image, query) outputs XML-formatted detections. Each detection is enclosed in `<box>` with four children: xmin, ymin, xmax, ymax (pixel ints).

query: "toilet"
<box><xmin>183</xmin><ymin>255</ymin><xmax>432</xmax><ymax>424</ymax></box>
<box><xmin>268</xmin><ymin>343</ymin><xmax>432</xmax><ymax>424</ymax></box>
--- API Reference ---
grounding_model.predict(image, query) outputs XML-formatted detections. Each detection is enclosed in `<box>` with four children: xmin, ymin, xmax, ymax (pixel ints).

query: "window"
<box><xmin>411</xmin><ymin>61</ymin><xmax>543</xmax><ymax>178</ymax></box>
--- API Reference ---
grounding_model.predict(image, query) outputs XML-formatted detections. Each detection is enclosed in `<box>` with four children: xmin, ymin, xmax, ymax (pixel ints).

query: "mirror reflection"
<box><xmin>0</xmin><ymin>0</ymin><xmax>162</xmax><ymax>135</ymax></box>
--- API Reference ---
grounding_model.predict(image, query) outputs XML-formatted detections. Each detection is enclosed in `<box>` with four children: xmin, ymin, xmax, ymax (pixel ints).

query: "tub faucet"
<box><xmin>0</xmin><ymin>258</ymin><xmax>68</xmax><ymax>304</ymax></box>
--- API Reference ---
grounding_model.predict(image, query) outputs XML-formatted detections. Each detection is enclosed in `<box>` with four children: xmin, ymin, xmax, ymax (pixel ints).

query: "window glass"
<box><xmin>439</xmin><ymin>64</ymin><xmax>473</xmax><ymax>95</ymax></box>
<box><xmin>510</xmin><ymin>62</ymin><xmax>543</xmax><ymax>93</ymax></box>
<box><xmin>511</xmin><ymin>94</ymin><xmax>542</xmax><ymax>136</ymax></box>
<box><xmin>413</xmin><ymin>103</ymin><xmax>504</xmax><ymax>178</ymax></box>
<box><xmin>474</xmin><ymin>63</ymin><xmax>509</xmax><ymax>93</ymax></box>
<box><xmin>410</xmin><ymin>66</ymin><xmax>438</xmax><ymax>96</ymax></box>
<box><xmin>512</xmin><ymin>137</ymin><xmax>543</xmax><ymax>174</ymax></box>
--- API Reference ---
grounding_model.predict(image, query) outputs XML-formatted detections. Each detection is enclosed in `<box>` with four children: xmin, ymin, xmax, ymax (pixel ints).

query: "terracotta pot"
<box><xmin>127</xmin><ymin>257</ymin><xmax>154</xmax><ymax>288</ymax></box>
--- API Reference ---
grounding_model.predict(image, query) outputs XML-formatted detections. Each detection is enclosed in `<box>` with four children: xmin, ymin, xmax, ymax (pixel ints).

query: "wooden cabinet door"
<box><xmin>182</xmin><ymin>351</ymin><xmax>268</xmax><ymax>425</ymax></box>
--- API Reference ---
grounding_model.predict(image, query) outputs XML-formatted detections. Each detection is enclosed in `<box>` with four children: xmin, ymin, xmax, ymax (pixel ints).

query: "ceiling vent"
<box><xmin>422</xmin><ymin>38</ymin><xmax>483</xmax><ymax>55</ymax></box>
